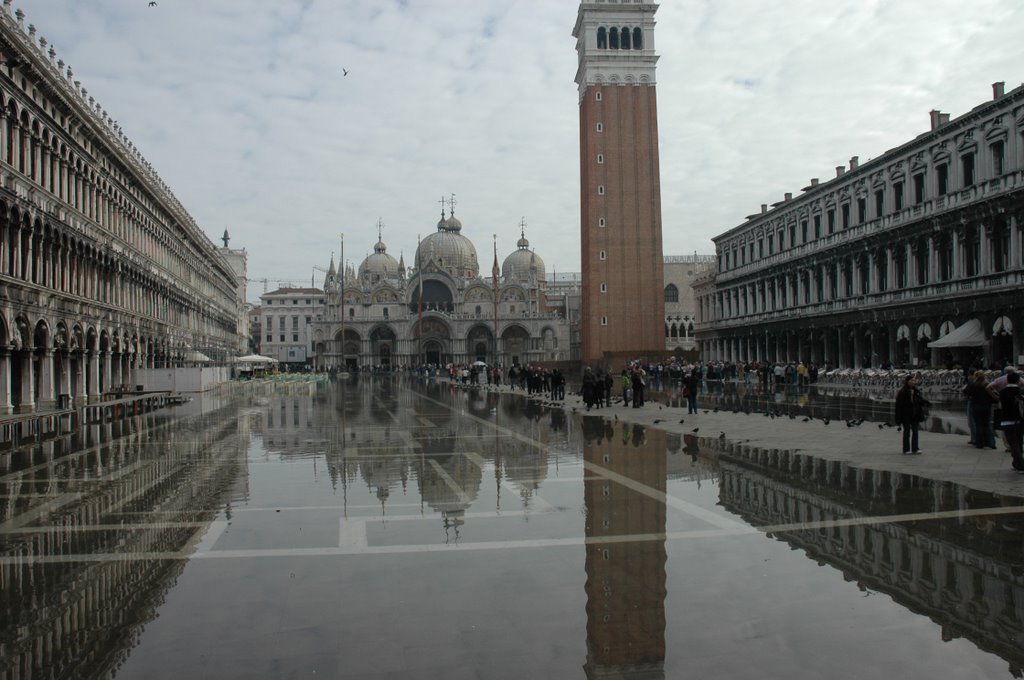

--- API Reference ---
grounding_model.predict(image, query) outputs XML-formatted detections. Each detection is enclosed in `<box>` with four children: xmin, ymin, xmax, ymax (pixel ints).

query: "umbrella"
<box><xmin>472</xmin><ymin>360</ymin><xmax>488</xmax><ymax>367</ymax></box>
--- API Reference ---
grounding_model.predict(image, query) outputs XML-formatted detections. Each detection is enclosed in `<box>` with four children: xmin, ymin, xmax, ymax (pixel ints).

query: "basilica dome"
<box><xmin>502</xmin><ymin>231</ymin><xmax>546</xmax><ymax>283</ymax></box>
<box><xmin>358</xmin><ymin>238</ymin><xmax>401</xmax><ymax>282</ymax></box>
<box><xmin>416</xmin><ymin>212</ymin><xmax>479</xmax><ymax>278</ymax></box>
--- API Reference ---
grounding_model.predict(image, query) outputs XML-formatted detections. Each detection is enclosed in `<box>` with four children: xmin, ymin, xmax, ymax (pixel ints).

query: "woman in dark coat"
<box><xmin>894</xmin><ymin>375</ymin><xmax>929</xmax><ymax>454</ymax></box>
<box><xmin>998</xmin><ymin>371</ymin><xmax>1023</xmax><ymax>472</ymax></box>
<box><xmin>581</xmin><ymin>367</ymin><xmax>597</xmax><ymax>411</ymax></box>
<box><xmin>963</xmin><ymin>370</ymin><xmax>997</xmax><ymax>449</ymax></box>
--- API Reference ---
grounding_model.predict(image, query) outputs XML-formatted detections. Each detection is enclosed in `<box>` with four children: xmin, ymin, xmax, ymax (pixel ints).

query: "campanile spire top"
<box><xmin>573</xmin><ymin>1</ymin><xmax>659</xmax><ymax>98</ymax></box>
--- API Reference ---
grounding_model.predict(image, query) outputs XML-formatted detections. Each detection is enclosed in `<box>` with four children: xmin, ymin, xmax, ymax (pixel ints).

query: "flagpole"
<box><xmin>417</xmin><ymin>233</ymin><xmax>423</xmax><ymax>369</ymax></box>
<box><xmin>492</xmin><ymin>234</ymin><xmax>499</xmax><ymax>366</ymax></box>
<box><xmin>344</xmin><ymin>232</ymin><xmax>348</xmax><ymax>372</ymax></box>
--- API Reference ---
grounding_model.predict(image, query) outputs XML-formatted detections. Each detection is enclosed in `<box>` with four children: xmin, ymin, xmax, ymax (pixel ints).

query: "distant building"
<box><xmin>553</xmin><ymin>254</ymin><xmax>714</xmax><ymax>359</ymax></box>
<box><xmin>259</xmin><ymin>288</ymin><xmax>324</xmax><ymax>370</ymax></box>
<box><xmin>247</xmin><ymin>305</ymin><xmax>262</xmax><ymax>354</ymax></box>
<box><xmin>663</xmin><ymin>255</ymin><xmax>715</xmax><ymax>353</ymax></box>
<box><xmin>312</xmin><ymin>209</ymin><xmax>570</xmax><ymax>370</ymax></box>
<box><xmin>695</xmin><ymin>82</ymin><xmax>1023</xmax><ymax>369</ymax></box>
<box><xmin>216</xmin><ymin>229</ymin><xmax>250</xmax><ymax>355</ymax></box>
<box><xmin>575</xmin><ymin>0</ymin><xmax>666</xmax><ymax>364</ymax></box>
<box><xmin>0</xmin><ymin>5</ymin><xmax>241</xmax><ymax>410</ymax></box>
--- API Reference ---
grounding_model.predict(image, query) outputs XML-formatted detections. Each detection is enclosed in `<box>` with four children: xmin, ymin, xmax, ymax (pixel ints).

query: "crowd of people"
<box><xmin>955</xmin><ymin>365</ymin><xmax>1024</xmax><ymax>472</ymax></box>
<box><xmin>435</xmin><ymin>355</ymin><xmax>1024</xmax><ymax>475</ymax></box>
<box><xmin>893</xmin><ymin>364</ymin><xmax>1024</xmax><ymax>471</ymax></box>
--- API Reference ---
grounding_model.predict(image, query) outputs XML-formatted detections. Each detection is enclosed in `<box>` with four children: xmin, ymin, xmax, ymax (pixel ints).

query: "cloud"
<box><xmin>18</xmin><ymin>0</ymin><xmax>1024</xmax><ymax>300</ymax></box>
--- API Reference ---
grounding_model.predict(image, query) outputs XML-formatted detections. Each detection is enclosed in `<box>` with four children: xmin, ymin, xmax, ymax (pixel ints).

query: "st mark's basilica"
<box><xmin>311</xmin><ymin>204</ymin><xmax>572</xmax><ymax>370</ymax></box>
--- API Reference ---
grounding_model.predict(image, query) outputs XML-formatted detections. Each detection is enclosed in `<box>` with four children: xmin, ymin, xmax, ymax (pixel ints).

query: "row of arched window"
<box><xmin>596</xmin><ymin>26</ymin><xmax>643</xmax><ymax>50</ymax></box>
<box><xmin>0</xmin><ymin>80</ymin><xmax>238</xmax><ymax>340</ymax></box>
<box><xmin>666</xmin><ymin>321</ymin><xmax>694</xmax><ymax>339</ymax></box>
<box><xmin>0</xmin><ymin>87</ymin><xmax>236</xmax><ymax>305</ymax></box>
<box><xmin>0</xmin><ymin>203</ymin><xmax>236</xmax><ymax>337</ymax></box>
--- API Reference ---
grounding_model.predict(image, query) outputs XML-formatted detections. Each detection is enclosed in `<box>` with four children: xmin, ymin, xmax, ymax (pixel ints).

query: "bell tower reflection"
<box><xmin>581</xmin><ymin>417</ymin><xmax>667</xmax><ymax>678</ymax></box>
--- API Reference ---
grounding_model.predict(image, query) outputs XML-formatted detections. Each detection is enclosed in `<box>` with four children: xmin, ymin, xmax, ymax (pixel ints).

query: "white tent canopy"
<box><xmin>185</xmin><ymin>350</ymin><xmax>211</xmax><ymax>363</ymax></box>
<box><xmin>927</xmin><ymin>319</ymin><xmax>986</xmax><ymax>348</ymax></box>
<box><xmin>236</xmin><ymin>354</ymin><xmax>279</xmax><ymax>364</ymax></box>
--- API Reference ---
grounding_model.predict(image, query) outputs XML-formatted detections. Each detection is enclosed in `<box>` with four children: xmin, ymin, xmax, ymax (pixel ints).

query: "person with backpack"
<box><xmin>997</xmin><ymin>370</ymin><xmax>1024</xmax><ymax>473</ymax></box>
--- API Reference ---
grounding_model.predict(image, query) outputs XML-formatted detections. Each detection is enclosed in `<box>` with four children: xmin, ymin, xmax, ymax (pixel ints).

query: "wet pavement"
<box><xmin>1</xmin><ymin>376</ymin><xmax>1023</xmax><ymax>679</ymax></box>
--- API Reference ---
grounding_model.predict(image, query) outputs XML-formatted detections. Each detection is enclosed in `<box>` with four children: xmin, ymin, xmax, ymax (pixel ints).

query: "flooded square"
<box><xmin>2</xmin><ymin>376</ymin><xmax>1022</xmax><ymax>679</ymax></box>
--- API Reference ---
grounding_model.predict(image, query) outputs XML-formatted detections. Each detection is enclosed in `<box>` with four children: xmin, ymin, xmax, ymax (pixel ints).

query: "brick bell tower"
<box><xmin>574</xmin><ymin>1</ymin><xmax>665</xmax><ymax>365</ymax></box>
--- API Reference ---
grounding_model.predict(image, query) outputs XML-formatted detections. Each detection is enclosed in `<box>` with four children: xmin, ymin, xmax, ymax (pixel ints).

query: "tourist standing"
<box><xmin>988</xmin><ymin>366</ymin><xmax>1017</xmax><ymax>453</ymax></box>
<box><xmin>682</xmin><ymin>371</ymin><xmax>699</xmax><ymax>414</ymax></box>
<box><xmin>582</xmin><ymin>367</ymin><xmax>597</xmax><ymax>411</ymax></box>
<box><xmin>998</xmin><ymin>371</ymin><xmax>1024</xmax><ymax>472</ymax></box>
<box><xmin>621</xmin><ymin>369</ymin><xmax>631</xmax><ymax>407</ymax></box>
<box><xmin>894</xmin><ymin>375</ymin><xmax>929</xmax><ymax>455</ymax></box>
<box><xmin>631</xmin><ymin>366</ymin><xmax>646</xmax><ymax>408</ymax></box>
<box><xmin>963</xmin><ymin>370</ymin><xmax>996</xmax><ymax>449</ymax></box>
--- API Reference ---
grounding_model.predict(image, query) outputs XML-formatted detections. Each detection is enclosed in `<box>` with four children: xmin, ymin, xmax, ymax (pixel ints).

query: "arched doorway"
<box><xmin>466</xmin><ymin>325</ymin><xmax>494</xmax><ymax>364</ymax></box>
<box><xmin>895</xmin><ymin>325</ymin><xmax>911</xmax><ymax>367</ymax></box>
<box><xmin>993</xmin><ymin>316</ymin><xmax>1013</xmax><ymax>366</ymax></box>
<box><xmin>915</xmin><ymin>323</ymin><xmax>932</xmax><ymax>366</ymax></box>
<box><xmin>334</xmin><ymin>329</ymin><xmax>361</xmax><ymax>371</ymax></box>
<box><xmin>413</xmin><ymin>317</ymin><xmax>451</xmax><ymax>366</ymax></box>
<box><xmin>370</xmin><ymin>326</ymin><xmax>397</xmax><ymax>367</ymax></box>
<box><xmin>501</xmin><ymin>325</ymin><xmax>530</xmax><ymax>366</ymax></box>
<box><xmin>423</xmin><ymin>339</ymin><xmax>445</xmax><ymax>366</ymax></box>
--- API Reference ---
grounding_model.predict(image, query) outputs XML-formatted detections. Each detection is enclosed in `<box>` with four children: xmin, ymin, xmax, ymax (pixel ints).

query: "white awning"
<box><xmin>236</xmin><ymin>354</ymin><xmax>279</xmax><ymax>364</ymax></box>
<box><xmin>927</xmin><ymin>319</ymin><xmax>987</xmax><ymax>348</ymax></box>
<box><xmin>994</xmin><ymin>316</ymin><xmax>1013</xmax><ymax>334</ymax></box>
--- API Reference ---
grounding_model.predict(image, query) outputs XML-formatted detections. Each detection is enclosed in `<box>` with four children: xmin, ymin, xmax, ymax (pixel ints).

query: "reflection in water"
<box><xmin>714</xmin><ymin>441</ymin><xmax>1024</xmax><ymax>673</ymax></box>
<box><xmin>0</xmin><ymin>395</ymin><xmax>249</xmax><ymax>680</ymax></box>
<box><xmin>582</xmin><ymin>417</ymin><xmax>667</xmax><ymax>678</ymax></box>
<box><xmin>5</xmin><ymin>375</ymin><xmax>1024</xmax><ymax>678</ymax></box>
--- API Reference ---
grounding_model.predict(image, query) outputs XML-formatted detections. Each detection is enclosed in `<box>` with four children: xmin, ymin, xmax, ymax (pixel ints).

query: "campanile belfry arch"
<box><xmin>574</xmin><ymin>1</ymin><xmax>666</xmax><ymax>363</ymax></box>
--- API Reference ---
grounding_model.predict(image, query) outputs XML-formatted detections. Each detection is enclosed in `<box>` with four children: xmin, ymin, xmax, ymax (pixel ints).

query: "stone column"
<box><xmin>927</xmin><ymin>236</ymin><xmax>938</xmax><ymax>283</ymax></box>
<box><xmin>0</xmin><ymin>349</ymin><xmax>11</xmax><ymax>415</ymax></box>
<box><xmin>19</xmin><ymin>351</ymin><xmax>35</xmax><ymax>413</ymax></box>
<box><xmin>37</xmin><ymin>348</ymin><xmax>55</xmax><ymax>409</ymax></box>
<box><xmin>951</xmin><ymin>230</ymin><xmax>961</xmax><ymax>279</ymax></box>
<box><xmin>101</xmin><ymin>351</ymin><xmax>112</xmax><ymax>395</ymax></box>
<box><xmin>110</xmin><ymin>352</ymin><xmax>121</xmax><ymax>390</ymax></box>
<box><xmin>57</xmin><ymin>351</ymin><xmax>71</xmax><ymax>400</ymax></box>
<box><xmin>74</xmin><ymin>352</ymin><xmax>87</xmax><ymax>406</ymax></box>
<box><xmin>88</xmin><ymin>351</ymin><xmax>101</xmax><ymax>403</ymax></box>
<box><xmin>1010</xmin><ymin>215</ymin><xmax>1021</xmax><ymax>268</ymax></box>
<box><xmin>11</xmin><ymin>226</ymin><xmax>20</xmax><ymax>279</ymax></box>
<box><xmin>980</xmin><ymin>223</ymin><xmax>992</xmax><ymax>275</ymax></box>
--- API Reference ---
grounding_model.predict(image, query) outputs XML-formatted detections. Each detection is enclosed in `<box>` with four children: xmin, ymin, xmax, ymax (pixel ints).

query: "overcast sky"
<box><xmin>18</xmin><ymin>0</ymin><xmax>1024</xmax><ymax>300</ymax></box>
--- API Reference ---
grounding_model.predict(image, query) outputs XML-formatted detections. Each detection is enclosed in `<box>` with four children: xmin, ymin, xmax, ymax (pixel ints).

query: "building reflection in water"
<box><xmin>0</xmin><ymin>394</ymin><xmax>250</xmax><ymax>680</ymax></box>
<box><xmin>714</xmin><ymin>442</ymin><xmax>1024</xmax><ymax>674</ymax></box>
<box><xmin>581</xmin><ymin>416</ymin><xmax>667</xmax><ymax>679</ymax></box>
<box><xmin>9</xmin><ymin>375</ymin><xmax>1024</xmax><ymax>678</ymax></box>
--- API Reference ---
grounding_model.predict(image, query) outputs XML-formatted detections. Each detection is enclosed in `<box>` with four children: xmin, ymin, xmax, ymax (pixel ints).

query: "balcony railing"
<box><xmin>699</xmin><ymin>268</ymin><xmax>1024</xmax><ymax>330</ymax></box>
